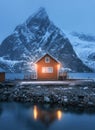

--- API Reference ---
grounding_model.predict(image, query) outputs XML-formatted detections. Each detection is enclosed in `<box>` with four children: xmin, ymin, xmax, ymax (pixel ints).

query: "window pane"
<box><xmin>45</xmin><ymin>57</ymin><xmax>50</xmax><ymax>63</ymax></box>
<box><xmin>42</xmin><ymin>67</ymin><xmax>53</xmax><ymax>73</ymax></box>
<box><xmin>47</xmin><ymin>67</ymin><xmax>53</xmax><ymax>73</ymax></box>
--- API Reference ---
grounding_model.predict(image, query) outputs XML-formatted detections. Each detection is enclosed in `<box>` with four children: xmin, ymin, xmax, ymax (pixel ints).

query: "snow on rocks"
<box><xmin>44</xmin><ymin>96</ymin><xmax>50</xmax><ymax>103</ymax></box>
<box><xmin>36</xmin><ymin>86</ymin><xmax>41</xmax><ymax>89</ymax></box>
<box><xmin>63</xmin><ymin>96</ymin><xmax>68</xmax><ymax>103</ymax></box>
<box><xmin>84</xmin><ymin>87</ymin><xmax>88</xmax><ymax>90</ymax></box>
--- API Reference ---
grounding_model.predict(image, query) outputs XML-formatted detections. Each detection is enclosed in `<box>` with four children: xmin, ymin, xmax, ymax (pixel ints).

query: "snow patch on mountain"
<box><xmin>66</xmin><ymin>32</ymin><xmax>95</xmax><ymax>71</ymax></box>
<box><xmin>0</xmin><ymin>57</ymin><xmax>22</xmax><ymax>67</ymax></box>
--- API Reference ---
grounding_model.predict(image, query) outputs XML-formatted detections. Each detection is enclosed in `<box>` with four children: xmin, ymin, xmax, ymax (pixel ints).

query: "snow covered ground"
<box><xmin>19</xmin><ymin>79</ymin><xmax>94</xmax><ymax>86</ymax></box>
<box><xmin>19</xmin><ymin>81</ymin><xmax>72</xmax><ymax>85</ymax></box>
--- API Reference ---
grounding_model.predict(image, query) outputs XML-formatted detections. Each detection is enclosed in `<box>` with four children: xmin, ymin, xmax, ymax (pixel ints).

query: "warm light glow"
<box><xmin>33</xmin><ymin>106</ymin><xmax>38</xmax><ymax>120</ymax></box>
<box><xmin>57</xmin><ymin>110</ymin><xmax>62</xmax><ymax>120</ymax></box>
<box><xmin>35</xmin><ymin>64</ymin><xmax>37</xmax><ymax>69</ymax></box>
<box><xmin>42</xmin><ymin>67</ymin><xmax>46</xmax><ymax>73</ymax></box>
<box><xmin>42</xmin><ymin>67</ymin><xmax>53</xmax><ymax>73</ymax></box>
<box><xmin>57</xmin><ymin>64</ymin><xmax>60</xmax><ymax>70</ymax></box>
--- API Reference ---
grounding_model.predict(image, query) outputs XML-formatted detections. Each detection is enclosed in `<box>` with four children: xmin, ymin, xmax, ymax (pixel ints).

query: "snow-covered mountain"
<box><xmin>66</xmin><ymin>32</ymin><xmax>95</xmax><ymax>72</ymax></box>
<box><xmin>0</xmin><ymin>7</ymin><xmax>92</xmax><ymax>72</ymax></box>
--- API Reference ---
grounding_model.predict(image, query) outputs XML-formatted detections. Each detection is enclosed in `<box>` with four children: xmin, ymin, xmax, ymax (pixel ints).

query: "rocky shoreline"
<box><xmin>0</xmin><ymin>80</ymin><xmax>95</xmax><ymax>109</ymax></box>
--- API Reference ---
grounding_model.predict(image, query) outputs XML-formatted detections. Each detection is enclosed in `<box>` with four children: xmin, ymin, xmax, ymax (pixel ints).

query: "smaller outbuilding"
<box><xmin>0</xmin><ymin>68</ymin><xmax>5</xmax><ymax>82</ymax></box>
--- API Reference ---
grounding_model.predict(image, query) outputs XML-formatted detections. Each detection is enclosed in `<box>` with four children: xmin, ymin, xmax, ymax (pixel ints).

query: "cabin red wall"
<box><xmin>36</xmin><ymin>54</ymin><xmax>59</xmax><ymax>80</ymax></box>
<box><xmin>0</xmin><ymin>72</ymin><xmax>5</xmax><ymax>82</ymax></box>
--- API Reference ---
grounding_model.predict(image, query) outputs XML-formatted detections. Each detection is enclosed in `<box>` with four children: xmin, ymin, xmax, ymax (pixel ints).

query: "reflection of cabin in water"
<box><xmin>33</xmin><ymin>105</ymin><xmax>62</xmax><ymax>125</ymax></box>
<box><xmin>35</xmin><ymin>53</ymin><xmax>61</xmax><ymax>80</ymax></box>
<box><xmin>0</xmin><ymin>68</ymin><xmax>5</xmax><ymax>82</ymax></box>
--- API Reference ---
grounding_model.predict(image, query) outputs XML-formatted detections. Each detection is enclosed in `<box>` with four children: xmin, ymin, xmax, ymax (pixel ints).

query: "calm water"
<box><xmin>6</xmin><ymin>73</ymin><xmax>95</xmax><ymax>80</ymax></box>
<box><xmin>0</xmin><ymin>102</ymin><xmax>95</xmax><ymax>130</ymax></box>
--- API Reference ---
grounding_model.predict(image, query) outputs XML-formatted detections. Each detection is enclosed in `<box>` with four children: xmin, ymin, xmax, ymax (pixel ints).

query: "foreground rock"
<box><xmin>0</xmin><ymin>80</ymin><xmax>95</xmax><ymax>109</ymax></box>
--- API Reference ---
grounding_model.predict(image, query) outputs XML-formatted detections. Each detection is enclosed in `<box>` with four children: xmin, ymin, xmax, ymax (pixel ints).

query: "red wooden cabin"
<box><xmin>35</xmin><ymin>53</ymin><xmax>61</xmax><ymax>80</ymax></box>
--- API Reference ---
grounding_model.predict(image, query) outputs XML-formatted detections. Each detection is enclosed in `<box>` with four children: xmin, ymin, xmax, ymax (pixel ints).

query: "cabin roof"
<box><xmin>35</xmin><ymin>53</ymin><xmax>60</xmax><ymax>64</ymax></box>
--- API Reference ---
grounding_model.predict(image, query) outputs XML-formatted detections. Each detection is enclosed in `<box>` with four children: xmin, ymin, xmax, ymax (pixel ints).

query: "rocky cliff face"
<box><xmin>0</xmin><ymin>8</ymin><xmax>92</xmax><ymax>72</ymax></box>
<box><xmin>67</xmin><ymin>32</ymin><xmax>95</xmax><ymax>72</ymax></box>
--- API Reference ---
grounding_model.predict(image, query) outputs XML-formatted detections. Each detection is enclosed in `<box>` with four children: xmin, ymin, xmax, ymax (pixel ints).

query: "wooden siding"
<box><xmin>0</xmin><ymin>72</ymin><xmax>5</xmax><ymax>82</ymax></box>
<box><xmin>36</xmin><ymin>54</ymin><xmax>60</xmax><ymax>80</ymax></box>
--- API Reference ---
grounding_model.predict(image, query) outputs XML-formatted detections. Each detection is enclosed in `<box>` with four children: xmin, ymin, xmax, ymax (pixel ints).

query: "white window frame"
<box><xmin>45</xmin><ymin>57</ymin><xmax>50</xmax><ymax>63</ymax></box>
<box><xmin>42</xmin><ymin>67</ymin><xmax>53</xmax><ymax>73</ymax></box>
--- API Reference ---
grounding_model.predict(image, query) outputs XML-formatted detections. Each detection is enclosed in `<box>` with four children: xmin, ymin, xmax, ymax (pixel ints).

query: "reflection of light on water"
<box><xmin>33</xmin><ymin>106</ymin><xmax>38</xmax><ymax>120</ymax></box>
<box><xmin>33</xmin><ymin>106</ymin><xmax>63</xmax><ymax>122</ymax></box>
<box><xmin>57</xmin><ymin>110</ymin><xmax>62</xmax><ymax>120</ymax></box>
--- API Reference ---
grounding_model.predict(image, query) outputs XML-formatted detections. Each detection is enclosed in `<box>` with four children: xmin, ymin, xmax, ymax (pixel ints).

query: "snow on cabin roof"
<box><xmin>35</xmin><ymin>53</ymin><xmax>61</xmax><ymax>64</ymax></box>
<box><xmin>0</xmin><ymin>68</ymin><xmax>5</xmax><ymax>72</ymax></box>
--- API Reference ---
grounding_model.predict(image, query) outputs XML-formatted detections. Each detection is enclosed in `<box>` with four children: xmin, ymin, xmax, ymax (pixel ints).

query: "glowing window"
<box><xmin>42</xmin><ymin>67</ymin><xmax>53</xmax><ymax>73</ymax></box>
<box><xmin>45</xmin><ymin>57</ymin><xmax>50</xmax><ymax>63</ymax></box>
<box><xmin>42</xmin><ymin>67</ymin><xmax>46</xmax><ymax>73</ymax></box>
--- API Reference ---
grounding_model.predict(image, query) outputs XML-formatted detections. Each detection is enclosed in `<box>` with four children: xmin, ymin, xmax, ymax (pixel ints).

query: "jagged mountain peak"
<box><xmin>35</xmin><ymin>7</ymin><xmax>48</xmax><ymax>17</ymax></box>
<box><xmin>26</xmin><ymin>7</ymin><xmax>49</xmax><ymax>25</ymax></box>
<box><xmin>0</xmin><ymin>8</ymin><xmax>92</xmax><ymax>72</ymax></box>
